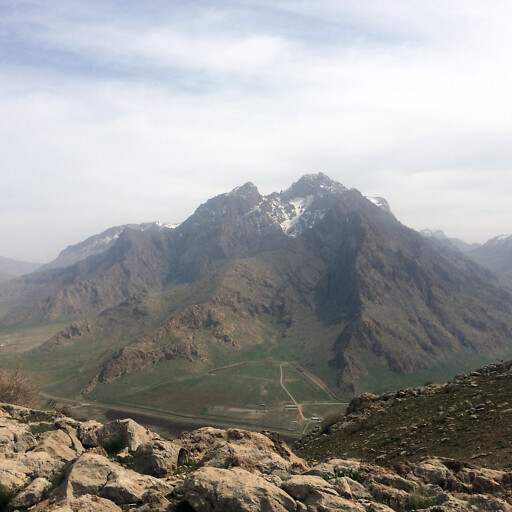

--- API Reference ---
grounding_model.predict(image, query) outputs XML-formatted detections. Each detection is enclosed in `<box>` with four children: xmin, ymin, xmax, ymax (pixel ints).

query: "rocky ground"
<box><xmin>296</xmin><ymin>359</ymin><xmax>512</xmax><ymax>472</ymax></box>
<box><xmin>1</xmin><ymin>394</ymin><xmax>512</xmax><ymax>511</ymax></box>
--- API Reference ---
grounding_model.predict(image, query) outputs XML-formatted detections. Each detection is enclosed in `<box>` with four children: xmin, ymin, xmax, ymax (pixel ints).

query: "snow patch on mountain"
<box><xmin>366</xmin><ymin>196</ymin><xmax>392</xmax><ymax>213</ymax></box>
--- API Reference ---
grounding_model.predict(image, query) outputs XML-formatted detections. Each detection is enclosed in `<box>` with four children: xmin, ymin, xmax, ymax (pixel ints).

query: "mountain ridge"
<box><xmin>1</xmin><ymin>173</ymin><xmax>511</xmax><ymax>405</ymax></box>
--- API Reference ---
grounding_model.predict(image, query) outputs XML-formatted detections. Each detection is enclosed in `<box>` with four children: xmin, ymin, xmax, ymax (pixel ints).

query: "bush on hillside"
<box><xmin>319</xmin><ymin>411</ymin><xmax>344</xmax><ymax>434</ymax></box>
<box><xmin>0</xmin><ymin>366</ymin><xmax>36</xmax><ymax>407</ymax></box>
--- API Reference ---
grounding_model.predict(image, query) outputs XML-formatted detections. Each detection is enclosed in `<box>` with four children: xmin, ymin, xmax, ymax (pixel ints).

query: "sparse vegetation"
<box><xmin>50</xmin><ymin>461</ymin><xmax>71</xmax><ymax>488</ymax></box>
<box><xmin>297</xmin><ymin>359</ymin><xmax>512</xmax><ymax>470</ymax></box>
<box><xmin>324</xmin><ymin>468</ymin><xmax>365</xmax><ymax>483</ymax></box>
<box><xmin>0</xmin><ymin>483</ymin><xmax>15</xmax><ymax>512</ymax></box>
<box><xmin>29</xmin><ymin>422</ymin><xmax>56</xmax><ymax>434</ymax></box>
<box><xmin>175</xmin><ymin>457</ymin><xmax>202</xmax><ymax>476</ymax></box>
<box><xmin>102</xmin><ymin>435</ymin><xmax>128</xmax><ymax>456</ymax></box>
<box><xmin>19</xmin><ymin>410</ymin><xmax>54</xmax><ymax>423</ymax></box>
<box><xmin>319</xmin><ymin>411</ymin><xmax>344</xmax><ymax>434</ymax></box>
<box><xmin>406</xmin><ymin>485</ymin><xmax>435</xmax><ymax>510</ymax></box>
<box><xmin>0</xmin><ymin>366</ymin><xmax>36</xmax><ymax>407</ymax></box>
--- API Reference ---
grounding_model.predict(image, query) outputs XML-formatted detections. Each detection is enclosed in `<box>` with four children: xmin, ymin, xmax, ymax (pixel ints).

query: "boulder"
<box><xmin>11</xmin><ymin>477</ymin><xmax>52</xmax><ymax>509</ymax></box>
<box><xmin>366</xmin><ymin>481</ymin><xmax>410</xmax><ymax>510</ymax></box>
<box><xmin>61</xmin><ymin>452</ymin><xmax>174</xmax><ymax>506</ymax></box>
<box><xmin>331</xmin><ymin>476</ymin><xmax>372</xmax><ymax>500</ymax></box>
<box><xmin>99</xmin><ymin>419</ymin><xmax>152</xmax><ymax>452</ymax></box>
<box><xmin>413</xmin><ymin>458</ymin><xmax>452</xmax><ymax>488</ymax></box>
<box><xmin>179</xmin><ymin>427</ymin><xmax>307</xmax><ymax>475</ymax></box>
<box><xmin>180</xmin><ymin>466</ymin><xmax>296</xmax><ymax>512</ymax></box>
<box><xmin>0</xmin><ymin>451</ymin><xmax>63</xmax><ymax>490</ymax></box>
<box><xmin>280</xmin><ymin>474</ymin><xmax>339</xmax><ymax>501</ymax></box>
<box><xmin>281</xmin><ymin>474</ymin><xmax>366</xmax><ymax>512</ymax></box>
<box><xmin>45</xmin><ymin>495</ymin><xmax>123</xmax><ymax>511</ymax></box>
<box><xmin>77</xmin><ymin>420</ymin><xmax>103</xmax><ymax>447</ymax></box>
<box><xmin>99</xmin><ymin>471</ymin><xmax>174</xmax><ymax>506</ymax></box>
<box><xmin>33</xmin><ymin>428</ymin><xmax>79</xmax><ymax>461</ymax></box>
<box><xmin>0</xmin><ymin>457</ymin><xmax>32</xmax><ymax>489</ymax></box>
<box><xmin>0</xmin><ymin>417</ymin><xmax>36</xmax><ymax>454</ymax></box>
<box><xmin>133</xmin><ymin>438</ymin><xmax>185</xmax><ymax>477</ymax></box>
<box><xmin>55</xmin><ymin>419</ymin><xmax>85</xmax><ymax>456</ymax></box>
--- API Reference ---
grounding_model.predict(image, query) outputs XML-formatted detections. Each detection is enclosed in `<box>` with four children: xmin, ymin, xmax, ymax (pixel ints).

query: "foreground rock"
<box><xmin>1</xmin><ymin>402</ymin><xmax>511</xmax><ymax>511</ymax></box>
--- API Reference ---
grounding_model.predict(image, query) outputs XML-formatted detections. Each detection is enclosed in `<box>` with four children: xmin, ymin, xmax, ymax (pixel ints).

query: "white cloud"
<box><xmin>0</xmin><ymin>1</ymin><xmax>511</xmax><ymax>259</ymax></box>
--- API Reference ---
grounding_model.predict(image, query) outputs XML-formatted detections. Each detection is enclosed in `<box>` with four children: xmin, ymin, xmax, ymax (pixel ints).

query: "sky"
<box><xmin>1</xmin><ymin>1</ymin><xmax>512</xmax><ymax>262</ymax></box>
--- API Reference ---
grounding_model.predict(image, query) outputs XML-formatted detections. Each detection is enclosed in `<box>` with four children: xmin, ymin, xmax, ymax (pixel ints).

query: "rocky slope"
<box><xmin>297</xmin><ymin>359</ymin><xmax>512</xmax><ymax>472</ymax></box>
<box><xmin>1</xmin><ymin>393</ymin><xmax>512</xmax><ymax>511</ymax></box>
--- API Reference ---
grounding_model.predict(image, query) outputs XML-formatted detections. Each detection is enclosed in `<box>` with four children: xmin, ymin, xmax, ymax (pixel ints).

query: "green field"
<box><xmin>85</xmin><ymin>359</ymin><xmax>344</xmax><ymax>434</ymax></box>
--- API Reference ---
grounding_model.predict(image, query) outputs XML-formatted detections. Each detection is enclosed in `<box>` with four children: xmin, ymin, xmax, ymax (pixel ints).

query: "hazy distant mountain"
<box><xmin>0</xmin><ymin>270</ymin><xmax>13</xmax><ymax>282</ymax></box>
<box><xmin>469</xmin><ymin>234</ymin><xmax>512</xmax><ymax>287</ymax></box>
<box><xmin>41</xmin><ymin>221</ymin><xmax>179</xmax><ymax>271</ymax></box>
<box><xmin>0</xmin><ymin>255</ymin><xmax>42</xmax><ymax>276</ymax></box>
<box><xmin>3</xmin><ymin>173</ymin><xmax>511</xmax><ymax>401</ymax></box>
<box><xmin>419</xmin><ymin>228</ymin><xmax>481</xmax><ymax>253</ymax></box>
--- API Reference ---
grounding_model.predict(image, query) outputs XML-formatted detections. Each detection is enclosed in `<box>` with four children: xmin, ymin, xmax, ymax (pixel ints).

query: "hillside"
<box><xmin>1</xmin><ymin>174</ymin><xmax>511</xmax><ymax>418</ymax></box>
<box><xmin>297</xmin><ymin>359</ymin><xmax>512</xmax><ymax>471</ymax></box>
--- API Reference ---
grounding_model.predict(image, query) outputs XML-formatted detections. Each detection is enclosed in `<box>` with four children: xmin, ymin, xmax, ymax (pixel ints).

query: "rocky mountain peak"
<box><xmin>190</xmin><ymin>182</ymin><xmax>263</xmax><ymax>222</ymax></box>
<box><xmin>282</xmin><ymin>172</ymin><xmax>347</xmax><ymax>201</ymax></box>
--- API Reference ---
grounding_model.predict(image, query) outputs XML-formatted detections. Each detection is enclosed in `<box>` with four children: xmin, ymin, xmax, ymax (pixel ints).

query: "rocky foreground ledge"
<box><xmin>1</xmin><ymin>403</ymin><xmax>512</xmax><ymax>511</ymax></box>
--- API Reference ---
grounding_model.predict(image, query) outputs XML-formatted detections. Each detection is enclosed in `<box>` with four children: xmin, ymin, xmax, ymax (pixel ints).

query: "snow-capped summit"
<box><xmin>366</xmin><ymin>196</ymin><xmax>391</xmax><ymax>213</ymax></box>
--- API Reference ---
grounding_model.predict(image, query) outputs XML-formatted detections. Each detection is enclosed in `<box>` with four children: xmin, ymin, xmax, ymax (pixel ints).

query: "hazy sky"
<box><xmin>2</xmin><ymin>1</ymin><xmax>512</xmax><ymax>262</ymax></box>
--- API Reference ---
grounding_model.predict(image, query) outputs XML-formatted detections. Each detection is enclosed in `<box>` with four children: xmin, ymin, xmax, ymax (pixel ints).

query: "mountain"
<box><xmin>1</xmin><ymin>173</ymin><xmax>511</xmax><ymax>407</ymax></box>
<box><xmin>468</xmin><ymin>234</ymin><xmax>512</xmax><ymax>287</ymax></box>
<box><xmin>0</xmin><ymin>270</ymin><xmax>12</xmax><ymax>282</ymax></box>
<box><xmin>419</xmin><ymin>228</ymin><xmax>481</xmax><ymax>253</ymax></box>
<box><xmin>0</xmin><ymin>255</ymin><xmax>42</xmax><ymax>276</ymax></box>
<box><xmin>41</xmin><ymin>221</ymin><xmax>179</xmax><ymax>271</ymax></box>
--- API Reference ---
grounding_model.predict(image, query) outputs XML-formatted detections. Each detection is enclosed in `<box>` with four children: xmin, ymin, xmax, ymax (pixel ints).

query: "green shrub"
<box><xmin>319</xmin><ymin>411</ymin><xmax>344</xmax><ymax>434</ymax></box>
<box><xmin>102</xmin><ymin>435</ymin><xmax>128</xmax><ymax>456</ymax></box>
<box><xmin>324</xmin><ymin>468</ymin><xmax>366</xmax><ymax>483</ymax></box>
<box><xmin>20</xmin><ymin>411</ymin><xmax>54</xmax><ymax>424</ymax></box>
